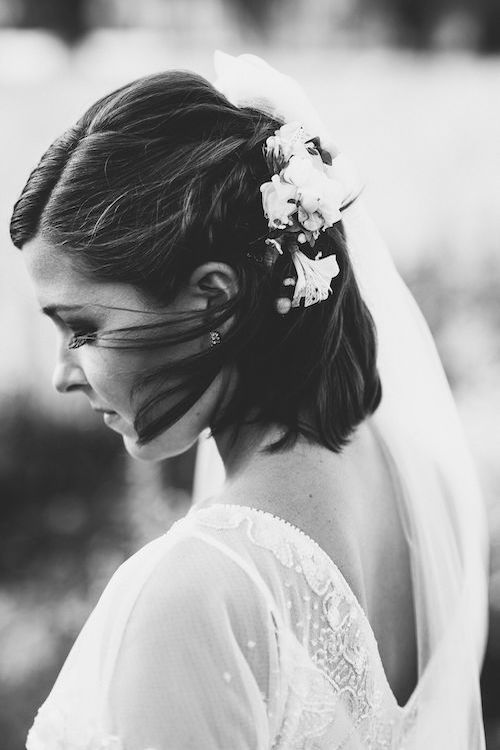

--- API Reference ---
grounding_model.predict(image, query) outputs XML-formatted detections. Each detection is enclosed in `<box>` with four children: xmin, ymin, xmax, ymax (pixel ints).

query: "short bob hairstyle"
<box><xmin>10</xmin><ymin>70</ymin><xmax>382</xmax><ymax>454</ymax></box>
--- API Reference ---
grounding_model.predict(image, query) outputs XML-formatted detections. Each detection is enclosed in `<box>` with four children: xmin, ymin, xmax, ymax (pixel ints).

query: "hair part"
<box><xmin>10</xmin><ymin>69</ymin><xmax>382</xmax><ymax>454</ymax></box>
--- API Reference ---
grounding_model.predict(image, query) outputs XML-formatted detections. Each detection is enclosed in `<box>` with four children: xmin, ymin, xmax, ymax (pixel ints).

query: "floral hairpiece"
<box><xmin>259</xmin><ymin>120</ymin><xmax>346</xmax><ymax>313</ymax></box>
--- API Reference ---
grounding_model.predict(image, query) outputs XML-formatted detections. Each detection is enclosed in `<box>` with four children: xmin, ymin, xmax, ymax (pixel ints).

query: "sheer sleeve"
<box><xmin>108</xmin><ymin>534</ymin><xmax>283</xmax><ymax>750</ymax></box>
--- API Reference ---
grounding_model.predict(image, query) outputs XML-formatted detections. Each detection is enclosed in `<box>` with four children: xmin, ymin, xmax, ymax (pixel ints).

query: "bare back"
<box><xmin>217</xmin><ymin>416</ymin><xmax>419</xmax><ymax>708</ymax></box>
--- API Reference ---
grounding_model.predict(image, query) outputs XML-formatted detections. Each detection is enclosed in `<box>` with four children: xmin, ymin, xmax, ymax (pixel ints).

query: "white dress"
<box><xmin>25</xmin><ymin>499</ymin><xmax>424</xmax><ymax>750</ymax></box>
<box><xmin>25</xmin><ymin>410</ymin><xmax>488</xmax><ymax>750</ymax></box>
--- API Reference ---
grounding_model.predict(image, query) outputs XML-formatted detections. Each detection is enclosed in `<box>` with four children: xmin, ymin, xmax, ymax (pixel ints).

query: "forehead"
<box><xmin>22</xmin><ymin>235</ymin><xmax>147</xmax><ymax>311</ymax></box>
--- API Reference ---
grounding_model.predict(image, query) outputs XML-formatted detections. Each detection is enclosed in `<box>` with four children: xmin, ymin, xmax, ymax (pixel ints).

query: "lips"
<box><xmin>91</xmin><ymin>406</ymin><xmax>129</xmax><ymax>433</ymax></box>
<box><xmin>103</xmin><ymin>411</ymin><xmax>119</xmax><ymax>425</ymax></box>
<box><xmin>93</xmin><ymin>407</ymin><xmax>117</xmax><ymax>415</ymax></box>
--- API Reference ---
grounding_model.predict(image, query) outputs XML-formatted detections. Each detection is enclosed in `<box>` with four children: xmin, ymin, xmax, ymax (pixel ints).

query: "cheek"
<box><xmin>87</xmin><ymin>345</ymin><xmax>183</xmax><ymax>420</ymax></box>
<box><xmin>121</xmin><ymin>374</ymin><xmax>223</xmax><ymax>461</ymax></box>
<box><xmin>84</xmin><ymin>349</ymin><xmax>138</xmax><ymax>411</ymax></box>
<box><xmin>85</xmin><ymin>338</ymin><xmax>211</xmax><ymax>437</ymax></box>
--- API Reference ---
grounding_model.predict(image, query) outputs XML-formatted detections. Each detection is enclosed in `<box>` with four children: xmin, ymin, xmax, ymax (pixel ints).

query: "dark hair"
<box><xmin>10</xmin><ymin>70</ymin><xmax>382</xmax><ymax>453</ymax></box>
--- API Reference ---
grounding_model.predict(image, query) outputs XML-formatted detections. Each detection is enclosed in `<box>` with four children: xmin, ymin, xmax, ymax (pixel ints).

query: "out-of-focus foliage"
<box><xmin>0</xmin><ymin>0</ymin><xmax>499</xmax><ymax>51</ymax></box>
<box><xmin>476</xmin><ymin>0</ymin><xmax>500</xmax><ymax>52</ymax></box>
<box><xmin>0</xmin><ymin>399</ymin><xmax>126</xmax><ymax>748</ymax></box>
<box><xmin>405</xmin><ymin>253</ymin><xmax>500</xmax><ymax>392</ymax></box>
<box><xmin>365</xmin><ymin>0</ymin><xmax>500</xmax><ymax>51</ymax></box>
<box><xmin>219</xmin><ymin>0</ymin><xmax>278</xmax><ymax>30</ymax></box>
<box><xmin>0</xmin><ymin>396</ymin><xmax>126</xmax><ymax>583</ymax></box>
<box><xmin>2</xmin><ymin>0</ymin><xmax>89</xmax><ymax>42</ymax></box>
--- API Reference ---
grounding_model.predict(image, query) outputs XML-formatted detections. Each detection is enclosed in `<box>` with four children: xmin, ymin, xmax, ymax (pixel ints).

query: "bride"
<box><xmin>10</xmin><ymin>52</ymin><xmax>489</xmax><ymax>748</ymax></box>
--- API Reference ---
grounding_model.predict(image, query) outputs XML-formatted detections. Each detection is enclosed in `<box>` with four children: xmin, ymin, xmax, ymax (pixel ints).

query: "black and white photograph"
<box><xmin>1</xmin><ymin>0</ymin><xmax>499</xmax><ymax>748</ymax></box>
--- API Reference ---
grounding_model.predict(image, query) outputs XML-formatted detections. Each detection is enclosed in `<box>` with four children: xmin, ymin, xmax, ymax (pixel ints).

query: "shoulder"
<box><xmin>193</xmin><ymin>493</ymin><xmax>367</xmax><ymax>614</ymax></box>
<box><xmin>122</xmin><ymin>523</ymin><xmax>278</xmax><ymax>641</ymax></box>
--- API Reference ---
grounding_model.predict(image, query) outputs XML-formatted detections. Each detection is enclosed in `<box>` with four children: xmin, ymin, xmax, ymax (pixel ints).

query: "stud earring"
<box><xmin>209</xmin><ymin>330</ymin><xmax>222</xmax><ymax>347</ymax></box>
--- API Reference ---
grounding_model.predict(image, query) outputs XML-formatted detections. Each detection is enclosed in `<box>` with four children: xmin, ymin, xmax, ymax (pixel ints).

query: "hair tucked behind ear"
<box><xmin>9</xmin><ymin>70</ymin><xmax>381</xmax><ymax>453</ymax></box>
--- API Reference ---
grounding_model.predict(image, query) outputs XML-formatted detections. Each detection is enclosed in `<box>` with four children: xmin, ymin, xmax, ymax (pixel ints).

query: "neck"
<box><xmin>213</xmin><ymin>415</ymin><xmax>288</xmax><ymax>483</ymax></box>
<box><xmin>210</xmin><ymin>412</ymin><xmax>347</xmax><ymax>514</ymax></box>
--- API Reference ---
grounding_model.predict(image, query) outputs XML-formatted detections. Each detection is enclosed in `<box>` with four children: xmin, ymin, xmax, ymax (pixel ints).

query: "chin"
<box><xmin>122</xmin><ymin>433</ymin><xmax>197</xmax><ymax>462</ymax></box>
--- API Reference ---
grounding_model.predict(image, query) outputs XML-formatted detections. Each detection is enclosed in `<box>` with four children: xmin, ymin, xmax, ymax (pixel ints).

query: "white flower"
<box><xmin>282</xmin><ymin>155</ymin><xmax>320</xmax><ymax>188</ymax></box>
<box><xmin>297</xmin><ymin>208</ymin><xmax>323</xmax><ymax>236</ymax></box>
<box><xmin>260</xmin><ymin>174</ymin><xmax>297</xmax><ymax>228</ymax></box>
<box><xmin>264</xmin><ymin>122</ymin><xmax>311</xmax><ymax>166</ymax></box>
<box><xmin>297</xmin><ymin>183</ymin><xmax>322</xmax><ymax>215</ymax></box>
<box><xmin>290</xmin><ymin>249</ymin><xmax>340</xmax><ymax>307</ymax></box>
<box><xmin>317</xmin><ymin>178</ymin><xmax>343</xmax><ymax>225</ymax></box>
<box><xmin>273</xmin><ymin>121</ymin><xmax>308</xmax><ymax>161</ymax></box>
<box><xmin>282</xmin><ymin>158</ymin><xmax>342</xmax><ymax>234</ymax></box>
<box><xmin>260</xmin><ymin>122</ymin><xmax>346</xmax><ymax>239</ymax></box>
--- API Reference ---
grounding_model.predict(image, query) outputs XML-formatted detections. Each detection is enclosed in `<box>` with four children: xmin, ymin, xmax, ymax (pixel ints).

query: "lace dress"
<box><xmin>27</xmin><ymin>503</ymin><xmax>425</xmax><ymax>750</ymax></box>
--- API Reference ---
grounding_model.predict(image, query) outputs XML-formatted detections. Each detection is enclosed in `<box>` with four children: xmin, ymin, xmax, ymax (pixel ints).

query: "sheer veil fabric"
<box><xmin>193</xmin><ymin>52</ymin><xmax>490</xmax><ymax>747</ymax></box>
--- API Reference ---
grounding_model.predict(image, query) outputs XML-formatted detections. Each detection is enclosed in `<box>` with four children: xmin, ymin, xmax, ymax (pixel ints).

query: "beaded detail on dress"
<box><xmin>192</xmin><ymin>503</ymin><xmax>420</xmax><ymax>749</ymax></box>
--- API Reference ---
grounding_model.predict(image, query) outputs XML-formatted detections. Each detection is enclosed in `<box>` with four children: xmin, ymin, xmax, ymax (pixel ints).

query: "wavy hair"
<box><xmin>10</xmin><ymin>70</ymin><xmax>382</xmax><ymax>453</ymax></box>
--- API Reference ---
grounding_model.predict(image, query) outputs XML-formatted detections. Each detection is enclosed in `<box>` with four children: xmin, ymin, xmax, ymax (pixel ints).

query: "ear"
<box><xmin>187</xmin><ymin>262</ymin><xmax>239</xmax><ymax>307</ymax></box>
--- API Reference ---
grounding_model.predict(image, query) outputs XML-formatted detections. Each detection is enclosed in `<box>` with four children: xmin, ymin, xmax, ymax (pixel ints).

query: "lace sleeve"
<box><xmin>107</xmin><ymin>534</ymin><xmax>283</xmax><ymax>750</ymax></box>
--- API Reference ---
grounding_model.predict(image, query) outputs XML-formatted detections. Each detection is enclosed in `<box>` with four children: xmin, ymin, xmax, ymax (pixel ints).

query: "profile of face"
<box><xmin>22</xmin><ymin>235</ymin><xmax>237</xmax><ymax>461</ymax></box>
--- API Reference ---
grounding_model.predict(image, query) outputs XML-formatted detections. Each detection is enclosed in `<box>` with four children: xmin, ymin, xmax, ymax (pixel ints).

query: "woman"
<box><xmin>10</xmin><ymin>53</ymin><xmax>489</xmax><ymax>748</ymax></box>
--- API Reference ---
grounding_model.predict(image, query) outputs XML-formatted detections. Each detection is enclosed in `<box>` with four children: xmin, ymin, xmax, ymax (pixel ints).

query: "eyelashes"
<box><xmin>62</xmin><ymin>316</ymin><xmax>98</xmax><ymax>350</ymax></box>
<box><xmin>67</xmin><ymin>331</ymin><xmax>98</xmax><ymax>350</ymax></box>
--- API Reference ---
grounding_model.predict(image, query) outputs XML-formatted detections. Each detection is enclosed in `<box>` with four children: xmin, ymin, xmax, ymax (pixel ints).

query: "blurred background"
<box><xmin>0</xmin><ymin>0</ymin><xmax>499</xmax><ymax>747</ymax></box>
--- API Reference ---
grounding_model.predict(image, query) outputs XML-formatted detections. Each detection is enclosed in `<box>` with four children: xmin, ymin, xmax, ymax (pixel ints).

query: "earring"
<box><xmin>209</xmin><ymin>330</ymin><xmax>222</xmax><ymax>347</ymax></box>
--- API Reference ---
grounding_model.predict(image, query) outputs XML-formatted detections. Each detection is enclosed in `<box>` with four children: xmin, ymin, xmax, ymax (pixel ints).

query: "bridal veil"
<box><xmin>193</xmin><ymin>51</ymin><xmax>490</xmax><ymax>748</ymax></box>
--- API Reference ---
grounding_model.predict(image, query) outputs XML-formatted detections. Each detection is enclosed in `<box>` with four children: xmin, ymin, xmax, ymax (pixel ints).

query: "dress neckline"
<box><xmin>188</xmin><ymin>495</ymin><xmax>425</xmax><ymax>715</ymax></box>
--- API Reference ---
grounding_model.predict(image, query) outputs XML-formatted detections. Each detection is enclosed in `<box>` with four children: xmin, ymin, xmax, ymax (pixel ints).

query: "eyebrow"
<box><xmin>41</xmin><ymin>304</ymin><xmax>85</xmax><ymax>319</ymax></box>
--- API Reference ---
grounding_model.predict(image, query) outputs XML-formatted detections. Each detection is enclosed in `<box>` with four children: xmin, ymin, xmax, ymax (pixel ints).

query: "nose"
<box><xmin>52</xmin><ymin>350</ymin><xmax>89</xmax><ymax>394</ymax></box>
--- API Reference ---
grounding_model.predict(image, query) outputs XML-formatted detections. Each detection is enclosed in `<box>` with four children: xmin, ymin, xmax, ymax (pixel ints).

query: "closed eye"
<box><xmin>40</xmin><ymin>307</ymin><xmax>100</xmax><ymax>349</ymax></box>
<box><xmin>63</xmin><ymin>319</ymin><xmax>98</xmax><ymax>350</ymax></box>
<box><xmin>67</xmin><ymin>330</ymin><xmax>98</xmax><ymax>350</ymax></box>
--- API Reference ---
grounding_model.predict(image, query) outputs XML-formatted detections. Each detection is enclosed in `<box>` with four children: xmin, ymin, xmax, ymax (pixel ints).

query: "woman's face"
<box><xmin>22</xmin><ymin>235</ymin><xmax>227</xmax><ymax>461</ymax></box>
